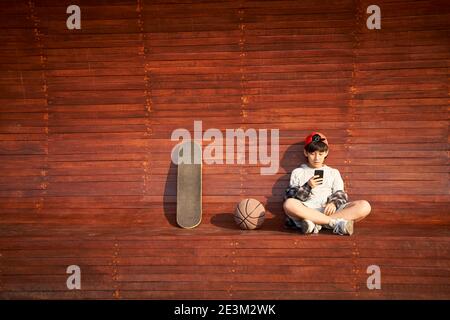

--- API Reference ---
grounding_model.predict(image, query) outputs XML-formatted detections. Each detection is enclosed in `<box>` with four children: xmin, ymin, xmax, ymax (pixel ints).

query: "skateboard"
<box><xmin>176</xmin><ymin>140</ymin><xmax>202</xmax><ymax>228</ymax></box>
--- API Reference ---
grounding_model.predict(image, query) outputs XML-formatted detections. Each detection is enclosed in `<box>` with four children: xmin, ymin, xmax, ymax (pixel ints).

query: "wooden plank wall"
<box><xmin>0</xmin><ymin>0</ymin><xmax>449</xmax><ymax>299</ymax></box>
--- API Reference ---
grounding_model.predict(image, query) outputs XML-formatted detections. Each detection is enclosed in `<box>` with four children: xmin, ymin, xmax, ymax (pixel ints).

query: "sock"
<box><xmin>313</xmin><ymin>224</ymin><xmax>322</xmax><ymax>233</ymax></box>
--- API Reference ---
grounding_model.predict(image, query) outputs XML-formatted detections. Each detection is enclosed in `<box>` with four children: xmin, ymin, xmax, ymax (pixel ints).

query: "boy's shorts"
<box><xmin>285</xmin><ymin>201</ymin><xmax>350</xmax><ymax>229</ymax></box>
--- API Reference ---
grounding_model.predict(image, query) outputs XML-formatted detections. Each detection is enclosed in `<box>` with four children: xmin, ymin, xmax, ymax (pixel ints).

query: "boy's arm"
<box><xmin>284</xmin><ymin>168</ymin><xmax>312</xmax><ymax>201</ymax></box>
<box><xmin>327</xmin><ymin>169</ymin><xmax>348</xmax><ymax>209</ymax></box>
<box><xmin>284</xmin><ymin>182</ymin><xmax>312</xmax><ymax>202</ymax></box>
<box><xmin>326</xmin><ymin>190</ymin><xmax>348</xmax><ymax>209</ymax></box>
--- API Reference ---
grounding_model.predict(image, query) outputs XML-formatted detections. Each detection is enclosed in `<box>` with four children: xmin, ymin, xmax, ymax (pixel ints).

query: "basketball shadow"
<box><xmin>210</xmin><ymin>212</ymin><xmax>287</xmax><ymax>232</ymax></box>
<box><xmin>210</xmin><ymin>213</ymin><xmax>239</xmax><ymax>230</ymax></box>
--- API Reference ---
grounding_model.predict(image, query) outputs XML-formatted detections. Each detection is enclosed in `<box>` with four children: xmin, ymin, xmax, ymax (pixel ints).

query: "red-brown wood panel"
<box><xmin>0</xmin><ymin>0</ymin><xmax>449</xmax><ymax>300</ymax></box>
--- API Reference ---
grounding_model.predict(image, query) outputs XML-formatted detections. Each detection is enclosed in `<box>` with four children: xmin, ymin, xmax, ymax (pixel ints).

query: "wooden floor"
<box><xmin>1</xmin><ymin>220</ymin><xmax>449</xmax><ymax>300</ymax></box>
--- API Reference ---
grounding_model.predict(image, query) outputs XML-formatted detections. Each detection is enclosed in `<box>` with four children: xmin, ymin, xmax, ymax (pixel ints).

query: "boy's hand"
<box><xmin>308</xmin><ymin>175</ymin><xmax>323</xmax><ymax>188</ymax></box>
<box><xmin>323</xmin><ymin>202</ymin><xmax>337</xmax><ymax>215</ymax></box>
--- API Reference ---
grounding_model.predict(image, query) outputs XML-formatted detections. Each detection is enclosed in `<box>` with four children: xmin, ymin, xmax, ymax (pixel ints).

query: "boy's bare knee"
<box><xmin>359</xmin><ymin>200</ymin><xmax>371</xmax><ymax>217</ymax></box>
<box><xmin>283</xmin><ymin>198</ymin><xmax>294</xmax><ymax>213</ymax></box>
<box><xmin>283</xmin><ymin>198</ymin><xmax>301</xmax><ymax>214</ymax></box>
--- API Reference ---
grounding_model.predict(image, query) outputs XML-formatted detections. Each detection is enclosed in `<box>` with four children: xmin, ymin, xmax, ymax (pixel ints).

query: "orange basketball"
<box><xmin>234</xmin><ymin>198</ymin><xmax>265</xmax><ymax>230</ymax></box>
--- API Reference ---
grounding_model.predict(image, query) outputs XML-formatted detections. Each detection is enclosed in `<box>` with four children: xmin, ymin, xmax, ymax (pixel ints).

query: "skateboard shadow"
<box><xmin>163</xmin><ymin>141</ymin><xmax>203</xmax><ymax>228</ymax></box>
<box><xmin>163</xmin><ymin>160</ymin><xmax>178</xmax><ymax>227</ymax></box>
<box><xmin>163</xmin><ymin>142</ymin><xmax>192</xmax><ymax>228</ymax></box>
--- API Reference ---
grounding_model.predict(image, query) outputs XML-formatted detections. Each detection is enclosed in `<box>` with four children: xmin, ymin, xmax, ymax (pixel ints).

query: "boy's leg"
<box><xmin>329</xmin><ymin>200</ymin><xmax>371</xmax><ymax>222</ymax></box>
<box><xmin>283</xmin><ymin>198</ymin><xmax>333</xmax><ymax>225</ymax></box>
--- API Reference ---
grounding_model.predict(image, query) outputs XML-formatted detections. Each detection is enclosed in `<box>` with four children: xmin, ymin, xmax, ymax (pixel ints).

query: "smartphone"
<box><xmin>314</xmin><ymin>170</ymin><xmax>324</xmax><ymax>181</ymax></box>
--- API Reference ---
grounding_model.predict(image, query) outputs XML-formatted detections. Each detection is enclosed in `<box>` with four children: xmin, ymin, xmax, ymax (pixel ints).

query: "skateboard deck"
<box><xmin>176</xmin><ymin>140</ymin><xmax>202</xmax><ymax>228</ymax></box>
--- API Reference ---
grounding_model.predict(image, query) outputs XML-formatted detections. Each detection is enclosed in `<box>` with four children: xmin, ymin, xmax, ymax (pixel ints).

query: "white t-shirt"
<box><xmin>289</xmin><ymin>163</ymin><xmax>345</xmax><ymax>209</ymax></box>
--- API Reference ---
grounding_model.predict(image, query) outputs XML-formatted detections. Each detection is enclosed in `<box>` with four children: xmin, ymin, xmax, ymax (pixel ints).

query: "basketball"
<box><xmin>234</xmin><ymin>198</ymin><xmax>265</xmax><ymax>230</ymax></box>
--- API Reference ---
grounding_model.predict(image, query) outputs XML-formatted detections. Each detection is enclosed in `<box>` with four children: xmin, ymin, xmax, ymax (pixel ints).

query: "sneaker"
<box><xmin>332</xmin><ymin>218</ymin><xmax>354</xmax><ymax>236</ymax></box>
<box><xmin>314</xmin><ymin>223</ymin><xmax>322</xmax><ymax>234</ymax></box>
<box><xmin>322</xmin><ymin>223</ymin><xmax>333</xmax><ymax>230</ymax></box>
<box><xmin>298</xmin><ymin>219</ymin><xmax>322</xmax><ymax>234</ymax></box>
<box><xmin>284</xmin><ymin>217</ymin><xmax>298</xmax><ymax>230</ymax></box>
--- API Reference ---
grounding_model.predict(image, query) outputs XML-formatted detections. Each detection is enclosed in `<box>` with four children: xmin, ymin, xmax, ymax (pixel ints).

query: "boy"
<box><xmin>283</xmin><ymin>132</ymin><xmax>371</xmax><ymax>235</ymax></box>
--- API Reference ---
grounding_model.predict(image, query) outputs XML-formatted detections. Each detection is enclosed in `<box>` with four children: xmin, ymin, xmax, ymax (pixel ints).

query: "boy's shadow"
<box><xmin>262</xmin><ymin>141</ymin><xmax>304</xmax><ymax>231</ymax></box>
<box><xmin>210</xmin><ymin>142</ymin><xmax>305</xmax><ymax>232</ymax></box>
